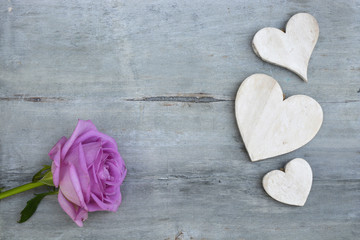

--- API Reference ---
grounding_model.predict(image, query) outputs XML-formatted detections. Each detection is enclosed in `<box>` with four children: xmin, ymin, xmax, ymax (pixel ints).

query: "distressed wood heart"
<box><xmin>252</xmin><ymin>13</ymin><xmax>319</xmax><ymax>82</ymax></box>
<box><xmin>235</xmin><ymin>74</ymin><xmax>323</xmax><ymax>161</ymax></box>
<box><xmin>263</xmin><ymin>158</ymin><xmax>313</xmax><ymax>206</ymax></box>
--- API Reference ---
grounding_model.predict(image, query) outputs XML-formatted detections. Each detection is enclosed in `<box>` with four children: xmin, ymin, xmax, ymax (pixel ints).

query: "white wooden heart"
<box><xmin>252</xmin><ymin>13</ymin><xmax>319</xmax><ymax>82</ymax></box>
<box><xmin>235</xmin><ymin>74</ymin><xmax>323</xmax><ymax>161</ymax></box>
<box><xmin>263</xmin><ymin>158</ymin><xmax>313</xmax><ymax>206</ymax></box>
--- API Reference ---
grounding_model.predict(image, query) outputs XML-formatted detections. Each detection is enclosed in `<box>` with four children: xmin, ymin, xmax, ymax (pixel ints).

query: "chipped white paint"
<box><xmin>252</xmin><ymin>13</ymin><xmax>319</xmax><ymax>82</ymax></box>
<box><xmin>235</xmin><ymin>74</ymin><xmax>323</xmax><ymax>161</ymax></box>
<box><xmin>263</xmin><ymin>158</ymin><xmax>313</xmax><ymax>206</ymax></box>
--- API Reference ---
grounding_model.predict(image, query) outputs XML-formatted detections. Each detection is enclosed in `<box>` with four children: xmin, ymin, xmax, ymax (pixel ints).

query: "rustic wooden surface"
<box><xmin>0</xmin><ymin>0</ymin><xmax>359</xmax><ymax>239</ymax></box>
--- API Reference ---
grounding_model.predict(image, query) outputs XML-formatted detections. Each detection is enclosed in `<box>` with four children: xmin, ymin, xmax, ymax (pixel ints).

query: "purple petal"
<box><xmin>71</xmin><ymin>130</ymin><xmax>118</xmax><ymax>152</ymax></box>
<box><xmin>61</xmin><ymin>120</ymin><xmax>97</xmax><ymax>159</ymax></box>
<box><xmin>77</xmin><ymin>143</ymin><xmax>91</xmax><ymax>203</ymax></box>
<box><xmin>58</xmin><ymin>190</ymin><xmax>88</xmax><ymax>227</ymax></box>
<box><xmin>59</xmin><ymin>164</ymin><xmax>87</xmax><ymax>210</ymax></box>
<box><xmin>82</xmin><ymin>141</ymin><xmax>102</xmax><ymax>166</ymax></box>
<box><xmin>49</xmin><ymin>136</ymin><xmax>67</xmax><ymax>187</ymax></box>
<box><xmin>87</xmin><ymin>191</ymin><xmax>121</xmax><ymax>212</ymax></box>
<box><xmin>102</xmin><ymin>150</ymin><xmax>126</xmax><ymax>185</ymax></box>
<box><xmin>74</xmin><ymin>207</ymin><xmax>88</xmax><ymax>226</ymax></box>
<box><xmin>62</xmin><ymin>144</ymin><xmax>91</xmax><ymax>203</ymax></box>
<box><xmin>88</xmin><ymin>165</ymin><xmax>102</xmax><ymax>197</ymax></box>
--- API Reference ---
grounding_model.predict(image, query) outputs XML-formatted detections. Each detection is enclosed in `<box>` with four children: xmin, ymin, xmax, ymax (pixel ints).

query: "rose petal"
<box><xmin>72</xmin><ymin>131</ymin><xmax>118</xmax><ymax>152</ymax></box>
<box><xmin>62</xmin><ymin>144</ymin><xmax>91</xmax><ymax>203</ymax></box>
<box><xmin>58</xmin><ymin>190</ymin><xmax>88</xmax><ymax>227</ymax></box>
<box><xmin>77</xmin><ymin>143</ymin><xmax>91</xmax><ymax>203</ymax></box>
<box><xmin>105</xmin><ymin>159</ymin><xmax>126</xmax><ymax>186</ymax></box>
<box><xmin>74</xmin><ymin>207</ymin><xmax>88</xmax><ymax>225</ymax></box>
<box><xmin>59</xmin><ymin>164</ymin><xmax>87</xmax><ymax>210</ymax></box>
<box><xmin>61</xmin><ymin>120</ymin><xmax>97</xmax><ymax>158</ymax></box>
<box><xmin>93</xmin><ymin>149</ymin><xmax>108</xmax><ymax>194</ymax></box>
<box><xmin>49</xmin><ymin>136</ymin><xmax>67</xmax><ymax>187</ymax></box>
<box><xmin>88</xmin><ymin>165</ymin><xmax>102</xmax><ymax>197</ymax></box>
<box><xmin>87</xmin><ymin>191</ymin><xmax>121</xmax><ymax>212</ymax></box>
<box><xmin>102</xmin><ymin>150</ymin><xmax>126</xmax><ymax>185</ymax></box>
<box><xmin>82</xmin><ymin>141</ymin><xmax>102</xmax><ymax>166</ymax></box>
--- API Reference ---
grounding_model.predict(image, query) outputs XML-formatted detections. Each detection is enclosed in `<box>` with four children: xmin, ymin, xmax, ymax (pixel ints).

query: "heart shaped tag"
<box><xmin>252</xmin><ymin>13</ymin><xmax>319</xmax><ymax>82</ymax></box>
<box><xmin>235</xmin><ymin>74</ymin><xmax>323</xmax><ymax>161</ymax></box>
<box><xmin>262</xmin><ymin>158</ymin><xmax>313</xmax><ymax>206</ymax></box>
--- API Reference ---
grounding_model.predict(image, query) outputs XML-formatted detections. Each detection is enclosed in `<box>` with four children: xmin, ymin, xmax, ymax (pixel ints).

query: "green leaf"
<box><xmin>0</xmin><ymin>187</ymin><xmax>4</xmax><ymax>193</ymax></box>
<box><xmin>39</xmin><ymin>171</ymin><xmax>54</xmax><ymax>186</ymax></box>
<box><xmin>32</xmin><ymin>165</ymin><xmax>51</xmax><ymax>183</ymax></box>
<box><xmin>18</xmin><ymin>191</ymin><xmax>57</xmax><ymax>223</ymax></box>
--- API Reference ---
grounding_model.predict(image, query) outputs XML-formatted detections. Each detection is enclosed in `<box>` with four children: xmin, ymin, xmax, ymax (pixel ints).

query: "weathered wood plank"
<box><xmin>0</xmin><ymin>177</ymin><xmax>359</xmax><ymax>239</ymax></box>
<box><xmin>0</xmin><ymin>0</ymin><xmax>359</xmax><ymax>239</ymax></box>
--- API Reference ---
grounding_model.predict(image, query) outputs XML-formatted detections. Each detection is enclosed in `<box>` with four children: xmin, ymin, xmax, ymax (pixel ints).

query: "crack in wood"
<box><xmin>320</xmin><ymin>100</ymin><xmax>360</xmax><ymax>104</ymax></box>
<box><xmin>175</xmin><ymin>231</ymin><xmax>184</xmax><ymax>240</ymax></box>
<box><xmin>0</xmin><ymin>95</ymin><xmax>66</xmax><ymax>102</ymax></box>
<box><xmin>127</xmin><ymin>95</ymin><xmax>231</xmax><ymax>103</ymax></box>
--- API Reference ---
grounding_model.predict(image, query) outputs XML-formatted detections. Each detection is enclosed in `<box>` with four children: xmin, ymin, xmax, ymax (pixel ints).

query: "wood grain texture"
<box><xmin>0</xmin><ymin>0</ymin><xmax>359</xmax><ymax>239</ymax></box>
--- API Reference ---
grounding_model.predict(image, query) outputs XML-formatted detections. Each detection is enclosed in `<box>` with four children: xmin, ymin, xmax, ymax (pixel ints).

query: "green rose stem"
<box><xmin>0</xmin><ymin>168</ymin><xmax>54</xmax><ymax>200</ymax></box>
<box><xmin>0</xmin><ymin>182</ymin><xmax>45</xmax><ymax>200</ymax></box>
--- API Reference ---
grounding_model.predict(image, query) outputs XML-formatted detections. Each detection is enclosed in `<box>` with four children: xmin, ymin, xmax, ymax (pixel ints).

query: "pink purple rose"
<box><xmin>49</xmin><ymin>120</ymin><xmax>127</xmax><ymax>227</ymax></box>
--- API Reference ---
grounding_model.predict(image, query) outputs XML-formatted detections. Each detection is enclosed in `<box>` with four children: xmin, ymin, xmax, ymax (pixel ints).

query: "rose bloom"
<box><xmin>49</xmin><ymin>120</ymin><xmax>127</xmax><ymax>227</ymax></box>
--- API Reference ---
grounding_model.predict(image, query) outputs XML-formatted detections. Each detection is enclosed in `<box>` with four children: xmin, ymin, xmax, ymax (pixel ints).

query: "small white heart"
<box><xmin>263</xmin><ymin>158</ymin><xmax>313</xmax><ymax>206</ymax></box>
<box><xmin>235</xmin><ymin>74</ymin><xmax>323</xmax><ymax>161</ymax></box>
<box><xmin>252</xmin><ymin>13</ymin><xmax>319</xmax><ymax>82</ymax></box>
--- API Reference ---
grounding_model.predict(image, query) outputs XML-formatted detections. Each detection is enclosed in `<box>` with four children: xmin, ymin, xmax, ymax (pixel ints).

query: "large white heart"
<box><xmin>235</xmin><ymin>74</ymin><xmax>323</xmax><ymax>161</ymax></box>
<box><xmin>252</xmin><ymin>13</ymin><xmax>319</xmax><ymax>82</ymax></box>
<box><xmin>263</xmin><ymin>158</ymin><xmax>313</xmax><ymax>206</ymax></box>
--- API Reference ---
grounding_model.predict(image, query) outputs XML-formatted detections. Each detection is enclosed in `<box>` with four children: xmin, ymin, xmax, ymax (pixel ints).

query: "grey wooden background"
<box><xmin>0</xmin><ymin>0</ymin><xmax>359</xmax><ymax>239</ymax></box>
